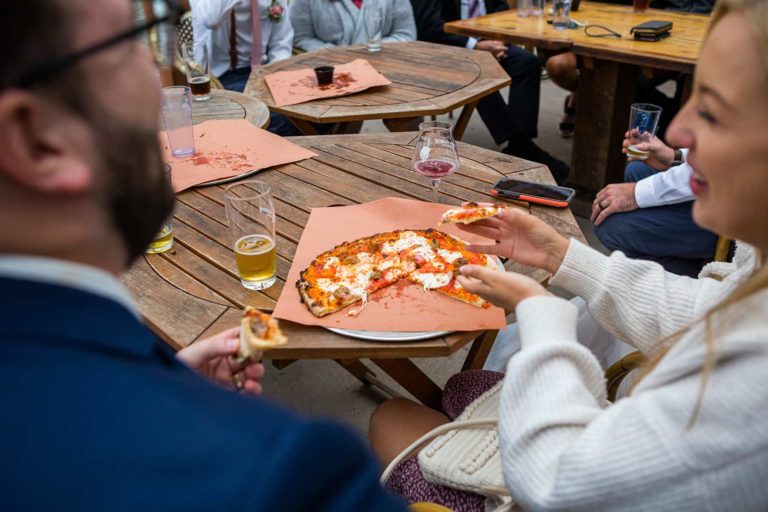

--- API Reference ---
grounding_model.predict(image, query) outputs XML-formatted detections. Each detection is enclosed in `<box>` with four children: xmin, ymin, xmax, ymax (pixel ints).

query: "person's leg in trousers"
<box><xmin>594</xmin><ymin>161</ymin><xmax>718</xmax><ymax>277</ymax></box>
<box><xmin>475</xmin><ymin>46</ymin><xmax>541</xmax><ymax>144</ymax></box>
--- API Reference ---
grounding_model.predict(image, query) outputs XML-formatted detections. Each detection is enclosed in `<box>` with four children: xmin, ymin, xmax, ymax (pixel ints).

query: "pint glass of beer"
<box><xmin>627</xmin><ymin>103</ymin><xmax>662</xmax><ymax>160</ymax></box>
<box><xmin>146</xmin><ymin>165</ymin><xmax>175</xmax><ymax>254</ymax></box>
<box><xmin>182</xmin><ymin>41</ymin><xmax>211</xmax><ymax>101</ymax></box>
<box><xmin>224</xmin><ymin>181</ymin><xmax>277</xmax><ymax>290</ymax></box>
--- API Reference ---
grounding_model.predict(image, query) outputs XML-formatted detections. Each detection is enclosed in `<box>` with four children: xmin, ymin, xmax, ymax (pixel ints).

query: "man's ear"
<box><xmin>0</xmin><ymin>90</ymin><xmax>92</xmax><ymax>193</ymax></box>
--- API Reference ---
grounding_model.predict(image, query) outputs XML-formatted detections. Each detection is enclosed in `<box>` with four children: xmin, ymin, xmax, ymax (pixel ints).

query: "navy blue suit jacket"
<box><xmin>0</xmin><ymin>277</ymin><xmax>405</xmax><ymax>511</ymax></box>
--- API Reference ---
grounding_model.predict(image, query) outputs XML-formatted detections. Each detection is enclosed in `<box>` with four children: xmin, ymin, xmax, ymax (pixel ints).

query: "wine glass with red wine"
<box><xmin>411</xmin><ymin>121</ymin><xmax>459</xmax><ymax>202</ymax></box>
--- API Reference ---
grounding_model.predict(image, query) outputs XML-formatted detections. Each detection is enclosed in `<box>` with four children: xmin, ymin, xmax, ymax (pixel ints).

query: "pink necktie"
<box><xmin>250</xmin><ymin>0</ymin><xmax>263</xmax><ymax>67</ymax></box>
<box><xmin>468</xmin><ymin>0</ymin><xmax>480</xmax><ymax>18</ymax></box>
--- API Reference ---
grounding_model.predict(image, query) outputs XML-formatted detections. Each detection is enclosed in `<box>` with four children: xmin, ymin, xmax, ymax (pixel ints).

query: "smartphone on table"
<box><xmin>491</xmin><ymin>178</ymin><xmax>575</xmax><ymax>208</ymax></box>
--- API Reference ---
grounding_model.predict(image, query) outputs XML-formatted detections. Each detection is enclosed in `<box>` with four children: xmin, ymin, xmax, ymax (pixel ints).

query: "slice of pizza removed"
<box><xmin>438</xmin><ymin>202</ymin><xmax>506</xmax><ymax>226</ymax></box>
<box><xmin>238</xmin><ymin>307</ymin><xmax>287</xmax><ymax>362</ymax></box>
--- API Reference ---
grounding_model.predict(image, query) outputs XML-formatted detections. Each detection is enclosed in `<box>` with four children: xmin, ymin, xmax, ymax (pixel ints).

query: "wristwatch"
<box><xmin>670</xmin><ymin>149</ymin><xmax>685</xmax><ymax>167</ymax></box>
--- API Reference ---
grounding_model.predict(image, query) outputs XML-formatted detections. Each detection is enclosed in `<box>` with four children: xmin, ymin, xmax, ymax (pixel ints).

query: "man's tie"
<box><xmin>468</xmin><ymin>0</ymin><xmax>481</xmax><ymax>19</ymax></box>
<box><xmin>250</xmin><ymin>0</ymin><xmax>263</xmax><ymax>68</ymax></box>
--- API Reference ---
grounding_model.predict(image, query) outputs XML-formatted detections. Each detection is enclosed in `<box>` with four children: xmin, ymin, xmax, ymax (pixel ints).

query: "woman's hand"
<box><xmin>457</xmin><ymin>265</ymin><xmax>552</xmax><ymax>312</ymax></box>
<box><xmin>176</xmin><ymin>327</ymin><xmax>265</xmax><ymax>395</ymax></box>
<box><xmin>457</xmin><ymin>207</ymin><xmax>570</xmax><ymax>274</ymax></box>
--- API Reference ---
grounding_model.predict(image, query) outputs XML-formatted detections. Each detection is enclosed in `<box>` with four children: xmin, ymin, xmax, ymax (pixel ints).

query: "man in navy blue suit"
<box><xmin>0</xmin><ymin>1</ymin><xmax>404</xmax><ymax>510</ymax></box>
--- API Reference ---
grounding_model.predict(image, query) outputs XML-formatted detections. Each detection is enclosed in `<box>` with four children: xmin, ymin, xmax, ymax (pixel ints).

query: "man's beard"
<box><xmin>94</xmin><ymin>119</ymin><xmax>175</xmax><ymax>266</ymax></box>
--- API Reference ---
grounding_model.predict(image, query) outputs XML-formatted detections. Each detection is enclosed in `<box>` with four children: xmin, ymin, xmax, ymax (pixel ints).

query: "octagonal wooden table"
<box><xmin>192</xmin><ymin>88</ymin><xmax>271</xmax><ymax>129</ymax></box>
<box><xmin>124</xmin><ymin>132</ymin><xmax>584</xmax><ymax>409</ymax></box>
<box><xmin>243</xmin><ymin>41</ymin><xmax>511</xmax><ymax>140</ymax></box>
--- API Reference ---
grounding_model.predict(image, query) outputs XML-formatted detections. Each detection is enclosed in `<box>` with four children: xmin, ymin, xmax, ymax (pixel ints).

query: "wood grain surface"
<box><xmin>124</xmin><ymin>132</ymin><xmax>584</xmax><ymax>404</ymax></box>
<box><xmin>192</xmin><ymin>89</ymin><xmax>270</xmax><ymax>129</ymax></box>
<box><xmin>243</xmin><ymin>41</ymin><xmax>510</xmax><ymax>137</ymax></box>
<box><xmin>446</xmin><ymin>2</ymin><xmax>710</xmax><ymax>72</ymax></box>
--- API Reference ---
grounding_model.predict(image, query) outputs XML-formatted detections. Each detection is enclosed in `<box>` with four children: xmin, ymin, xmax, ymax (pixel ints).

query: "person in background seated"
<box><xmin>370</xmin><ymin>1</ymin><xmax>768</xmax><ymax>508</ymax></box>
<box><xmin>409</xmin><ymin>0</ymin><xmax>569</xmax><ymax>183</ymax></box>
<box><xmin>191</xmin><ymin>0</ymin><xmax>298</xmax><ymax>135</ymax></box>
<box><xmin>591</xmin><ymin>135</ymin><xmax>718</xmax><ymax>277</ymax></box>
<box><xmin>548</xmin><ymin>0</ymin><xmax>715</xmax><ymax>138</ymax></box>
<box><xmin>291</xmin><ymin>0</ymin><xmax>416</xmax><ymax>52</ymax></box>
<box><xmin>0</xmin><ymin>1</ymin><xmax>405</xmax><ymax>510</ymax></box>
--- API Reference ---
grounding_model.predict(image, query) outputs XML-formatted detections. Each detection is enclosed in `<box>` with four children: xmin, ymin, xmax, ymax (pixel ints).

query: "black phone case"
<box><xmin>630</xmin><ymin>20</ymin><xmax>673</xmax><ymax>35</ymax></box>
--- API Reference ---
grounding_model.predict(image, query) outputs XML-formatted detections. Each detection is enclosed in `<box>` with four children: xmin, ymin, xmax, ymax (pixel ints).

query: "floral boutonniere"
<box><xmin>267</xmin><ymin>0</ymin><xmax>284</xmax><ymax>21</ymax></box>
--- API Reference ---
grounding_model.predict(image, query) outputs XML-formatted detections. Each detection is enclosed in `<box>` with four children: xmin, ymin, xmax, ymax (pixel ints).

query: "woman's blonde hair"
<box><xmin>630</xmin><ymin>0</ymin><xmax>768</xmax><ymax>426</ymax></box>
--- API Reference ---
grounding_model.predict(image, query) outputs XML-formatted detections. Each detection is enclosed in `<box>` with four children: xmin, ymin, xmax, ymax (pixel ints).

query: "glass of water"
<box><xmin>552</xmin><ymin>0</ymin><xmax>572</xmax><ymax>29</ymax></box>
<box><xmin>161</xmin><ymin>86</ymin><xmax>195</xmax><ymax>158</ymax></box>
<box><xmin>363</xmin><ymin>5</ymin><xmax>383</xmax><ymax>52</ymax></box>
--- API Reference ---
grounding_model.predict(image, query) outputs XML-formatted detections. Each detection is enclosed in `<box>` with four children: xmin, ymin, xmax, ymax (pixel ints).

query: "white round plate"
<box><xmin>324</xmin><ymin>327</ymin><xmax>452</xmax><ymax>342</ymax></box>
<box><xmin>195</xmin><ymin>168</ymin><xmax>262</xmax><ymax>187</ymax></box>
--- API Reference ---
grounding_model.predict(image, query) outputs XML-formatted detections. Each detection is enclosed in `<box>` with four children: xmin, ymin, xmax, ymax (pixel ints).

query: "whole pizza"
<box><xmin>296</xmin><ymin>229</ymin><xmax>496</xmax><ymax>317</ymax></box>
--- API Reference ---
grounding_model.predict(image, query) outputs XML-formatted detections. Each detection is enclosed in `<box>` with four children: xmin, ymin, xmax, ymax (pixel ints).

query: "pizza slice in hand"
<box><xmin>438</xmin><ymin>202</ymin><xmax>506</xmax><ymax>226</ymax></box>
<box><xmin>238</xmin><ymin>307</ymin><xmax>287</xmax><ymax>362</ymax></box>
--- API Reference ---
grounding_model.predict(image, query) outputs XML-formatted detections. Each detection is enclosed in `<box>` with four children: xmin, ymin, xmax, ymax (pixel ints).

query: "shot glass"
<box><xmin>627</xmin><ymin>103</ymin><xmax>663</xmax><ymax>160</ymax></box>
<box><xmin>162</xmin><ymin>86</ymin><xmax>195</xmax><ymax>157</ymax></box>
<box><xmin>632</xmin><ymin>0</ymin><xmax>651</xmax><ymax>13</ymax></box>
<box><xmin>182</xmin><ymin>41</ymin><xmax>211</xmax><ymax>101</ymax></box>
<box><xmin>552</xmin><ymin>0</ymin><xmax>572</xmax><ymax>29</ymax></box>
<box><xmin>224</xmin><ymin>181</ymin><xmax>277</xmax><ymax>291</ymax></box>
<box><xmin>146</xmin><ymin>164</ymin><xmax>175</xmax><ymax>254</ymax></box>
<box><xmin>363</xmin><ymin>5</ymin><xmax>383</xmax><ymax>52</ymax></box>
<box><xmin>314</xmin><ymin>66</ymin><xmax>334</xmax><ymax>86</ymax></box>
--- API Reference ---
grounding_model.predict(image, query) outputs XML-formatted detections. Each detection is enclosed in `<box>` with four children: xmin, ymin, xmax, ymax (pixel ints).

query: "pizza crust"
<box><xmin>238</xmin><ymin>307</ymin><xmax>287</xmax><ymax>361</ymax></box>
<box><xmin>296</xmin><ymin>229</ymin><xmax>495</xmax><ymax>318</ymax></box>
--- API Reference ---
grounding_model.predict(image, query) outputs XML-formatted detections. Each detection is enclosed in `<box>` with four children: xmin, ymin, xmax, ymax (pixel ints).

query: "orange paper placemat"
<box><xmin>273</xmin><ymin>198</ymin><xmax>507</xmax><ymax>332</ymax></box>
<box><xmin>264</xmin><ymin>59</ymin><xmax>392</xmax><ymax>107</ymax></box>
<box><xmin>161</xmin><ymin>119</ymin><xmax>317</xmax><ymax>192</ymax></box>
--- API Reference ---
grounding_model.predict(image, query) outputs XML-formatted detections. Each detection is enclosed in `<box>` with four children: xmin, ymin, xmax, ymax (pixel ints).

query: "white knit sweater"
<box><xmin>500</xmin><ymin>240</ymin><xmax>768</xmax><ymax>511</ymax></box>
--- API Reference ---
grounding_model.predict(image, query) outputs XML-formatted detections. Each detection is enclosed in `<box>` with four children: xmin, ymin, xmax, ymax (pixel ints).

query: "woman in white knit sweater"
<box><xmin>370</xmin><ymin>0</ymin><xmax>768</xmax><ymax>509</ymax></box>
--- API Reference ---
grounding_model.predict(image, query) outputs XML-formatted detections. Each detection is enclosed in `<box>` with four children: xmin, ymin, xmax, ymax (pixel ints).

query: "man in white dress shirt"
<box><xmin>590</xmin><ymin>137</ymin><xmax>718</xmax><ymax>277</ymax></box>
<box><xmin>191</xmin><ymin>0</ymin><xmax>297</xmax><ymax>134</ymax></box>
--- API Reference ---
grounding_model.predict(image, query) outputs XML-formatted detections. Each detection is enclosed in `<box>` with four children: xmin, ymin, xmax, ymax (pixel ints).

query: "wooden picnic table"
<box><xmin>243</xmin><ymin>41</ymin><xmax>511</xmax><ymax>140</ymax></box>
<box><xmin>446</xmin><ymin>2</ymin><xmax>710</xmax><ymax>192</ymax></box>
<box><xmin>123</xmin><ymin>132</ymin><xmax>584</xmax><ymax>409</ymax></box>
<box><xmin>192</xmin><ymin>88</ymin><xmax>270</xmax><ymax>129</ymax></box>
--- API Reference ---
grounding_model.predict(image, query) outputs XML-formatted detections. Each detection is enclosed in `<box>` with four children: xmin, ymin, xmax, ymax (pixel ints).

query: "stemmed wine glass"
<box><xmin>411</xmin><ymin>121</ymin><xmax>459</xmax><ymax>202</ymax></box>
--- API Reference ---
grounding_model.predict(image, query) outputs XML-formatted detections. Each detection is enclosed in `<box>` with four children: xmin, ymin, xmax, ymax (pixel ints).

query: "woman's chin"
<box><xmin>691</xmin><ymin>200</ymin><xmax>717</xmax><ymax>234</ymax></box>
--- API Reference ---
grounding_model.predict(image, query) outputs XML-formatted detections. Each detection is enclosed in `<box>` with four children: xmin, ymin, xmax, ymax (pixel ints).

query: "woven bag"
<box><xmin>380</xmin><ymin>382</ymin><xmax>516</xmax><ymax>511</ymax></box>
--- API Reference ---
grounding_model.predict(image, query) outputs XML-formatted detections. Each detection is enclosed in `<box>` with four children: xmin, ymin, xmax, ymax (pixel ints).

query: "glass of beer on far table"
<box><xmin>182</xmin><ymin>41</ymin><xmax>211</xmax><ymax>101</ymax></box>
<box><xmin>224</xmin><ymin>181</ymin><xmax>277</xmax><ymax>290</ymax></box>
<box><xmin>626</xmin><ymin>103</ymin><xmax>662</xmax><ymax>160</ymax></box>
<box><xmin>146</xmin><ymin>164</ymin><xmax>175</xmax><ymax>254</ymax></box>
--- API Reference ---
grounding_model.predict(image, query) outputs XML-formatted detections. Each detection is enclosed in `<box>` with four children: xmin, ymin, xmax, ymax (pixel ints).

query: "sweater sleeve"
<box><xmin>498</xmin><ymin>294</ymin><xmax>768</xmax><ymax>511</ymax></box>
<box><xmin>290</xmin><ymin>0</ymin><xmax>335</xmax><ymax>51</ymax></box>
<box><xmin>382</xmin><ymin>0</ymin><xmax>417</xmax><ymax>42</ymax></box>
<box><xmin>549</xmin><ymin>240</ymin><xmax>725</xmax><ymax>357</ymax></box>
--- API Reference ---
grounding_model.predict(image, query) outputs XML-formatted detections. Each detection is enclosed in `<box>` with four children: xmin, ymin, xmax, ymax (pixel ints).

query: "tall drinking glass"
<box><xmin>552</xmin><ymin>0</ymin><xmax>572</xmax><ymax>29</ymax></box>
<box><xmin>162</xmin><ymin>86</ymin><xmax>195</xmax><ymax>157</ymax></box>
<box><xmin>182</xmin><ymin>41</ymin><xmax>211</xmax><ymax>101</ymax></box>
<box><xmin>627</xmin><ymin>103</ymin><xmax>662</xmax><ymax>160</ymax></box>
<box><xmin>363</xmin><ymin>5</ymin><xmax>383</xmax><ymax>52</ymax></box>
<box><xmin>224</xmin><ymin>181</ymin><xmax>277</xmax><ymax>291</ymax></box>
<box><xmin>145</xmin><ymin>164</ymin><xmax>175</xmax><ymax>254</ymax></box>
<box><xmin>412</xmin><ymin>121</ymin><xmax>459</xmax><ymax>203</ymax></box>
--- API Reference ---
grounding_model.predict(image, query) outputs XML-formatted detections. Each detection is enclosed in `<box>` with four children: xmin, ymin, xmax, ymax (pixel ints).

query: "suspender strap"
<box><xmin>229</xmin><ymin>9</ymin><xmax>238</xmax><ymax>71</ymax></box>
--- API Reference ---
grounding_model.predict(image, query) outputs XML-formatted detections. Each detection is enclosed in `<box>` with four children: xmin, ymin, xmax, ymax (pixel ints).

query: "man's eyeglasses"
<box><xmin>13</xmin><ymin>0</ymin><xmax>184</xmax><ymax>88</ymax></box>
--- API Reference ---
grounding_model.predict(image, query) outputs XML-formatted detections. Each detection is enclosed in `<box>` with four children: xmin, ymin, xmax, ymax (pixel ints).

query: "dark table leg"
<box><xmin>570</xmin><ymin>59</ymin><xmax>637</xmax><ymax>193</ymax></box>
<box><xmin>370</xmin><ymin>358</ymin><xmax>443</xmax><ymax>410</ymax></box>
